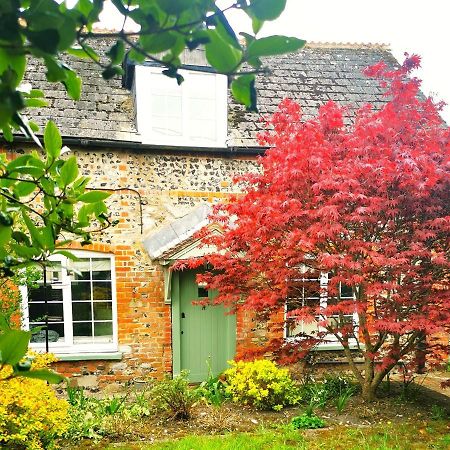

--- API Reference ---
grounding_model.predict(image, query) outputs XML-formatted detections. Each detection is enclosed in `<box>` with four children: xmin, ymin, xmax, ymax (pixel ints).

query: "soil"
<box><xmin>62</xmin><ymin>377</ymin><xmax>450</xmax><ymax>449</ymax></box>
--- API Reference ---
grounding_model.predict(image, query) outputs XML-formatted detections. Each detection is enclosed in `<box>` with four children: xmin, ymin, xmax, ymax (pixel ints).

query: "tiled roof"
<box><xmin>23</xmin><ymin>41</ymin><xmax>398</xmax><ymax>148</ymax></box>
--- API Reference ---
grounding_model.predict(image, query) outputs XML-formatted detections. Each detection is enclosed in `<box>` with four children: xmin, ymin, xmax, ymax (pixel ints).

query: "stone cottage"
<box><xmin>6</xmin><ymin>41</ymin><xmax>402</xmax><ymax>388</ymax></box>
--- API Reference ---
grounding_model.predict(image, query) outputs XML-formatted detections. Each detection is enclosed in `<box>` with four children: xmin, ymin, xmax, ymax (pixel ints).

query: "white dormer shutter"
<box><xmin>133</xmin><ymin>66</ymin><xmax>227</xmax><ymax>148</ymax></box>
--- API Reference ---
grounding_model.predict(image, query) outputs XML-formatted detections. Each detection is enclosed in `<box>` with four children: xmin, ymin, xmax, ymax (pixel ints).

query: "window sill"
<box><xmin>55</xmin><ymin>352</ymin><xmax>123</xmax><ymax>361</ymax></box>
<box><xmin>312</xmin><ymin>343</ymin><xmax>364</xmax><ymax>351</ymax></box>
<box><xmin>285</xmin><ymin>337</ymin><xmax>363</xmax><ymax>351</ymax></box>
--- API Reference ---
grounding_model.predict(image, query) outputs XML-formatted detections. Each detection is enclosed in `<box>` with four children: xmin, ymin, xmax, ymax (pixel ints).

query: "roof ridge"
<box><xmin>306</xmin><ymin>42</ymin><xmax>391</xmax><ymax>50</ymax></box>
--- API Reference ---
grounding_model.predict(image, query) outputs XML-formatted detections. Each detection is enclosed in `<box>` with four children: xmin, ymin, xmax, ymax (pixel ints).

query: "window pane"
<box><xmin>29</xmin><ymin>302</ymin><xmax>63</xmax><ymax>322</ymax></box>
<box><xmin>94</xmin><ymin>322</ymin><xmax>113</xmax><ymax>343</ymax></box>
<box><xmin>71</xmin><ymin>281</ymin><xmax>91</xmax><ymax>300</ymax></box>
<box><xmin>92</xmin><ymin>258</ymin><xmax>111</xmax><ymax>280</ymax></box>
<box><xmin>73</xmin><ymin>322</ymin><xmax>93</xmax><ymax>341</ymax></box>
<box><xmin>189</xmin><ymin>119</ymin><xmax>216</xmax><ymax>142</ymax></box>
<box><xmin>340</xmin><ymin>284</ymin><xmax>353</xmax><ymax>298</ymax></box>
<box><xmin>72</xmin><ymin>301</ymin><xmax>92</xmax><ymax>321</ymax></box>
<box><xmin>28</xmin><ymin>286</ymin><xmax>63</xmax><ymax>302</ymax></box>
<box><xmin>93</xmin><ymin>302</ymin><xmax>112</xmax><ymax>320</ymax></box>
<box><xmin>70</xmin><ymin>260</ymin><xmax>91</xmax><ymax>280</ymax></box>
<box><xmin>152</xmin><ymin>116</ymin><xmax>182</xmax><ymax>136</ymax></box>
<box><xmin>189</xmin><ymin>98</ymin><xmax>215</xmax><ymax>120</ymax></box>
<box><xmin>92</xmin><ymin>282</ymin><xmax>112</xmax><ymax>300</ymax></box>
<box><xmin>30</xmin><ymin>323</ymin><xmax>65</xmax><ymax>343</ymax></box>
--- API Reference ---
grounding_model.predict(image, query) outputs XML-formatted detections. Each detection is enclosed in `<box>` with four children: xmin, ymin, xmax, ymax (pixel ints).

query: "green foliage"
<box><xmin>197</xmin><ymin>372</ymin><xmax>229</xmax><ymax>406</ymax></box>
<box><xmin>334</xmin><ymin>387</ymin><xmax>354</xmax><ymax>413</ymax></box>
<box><xmin>149</xmin><ymin>371</ymin><xmax>199</xmax><ymax>420</ymax></box>
<box><xmin>300</xmin><ymin>373</ymin><xmax>358</xmax><ymax>408</ymax></box>
<box><xmin>291</xmin><ymin>413</ymin><xmax>326</xmax><ymax>430</ymax></box>
<box><xmin>0</xmin><ymin>0</ymin><xmax>305</xmax><ymax>137</ymax></box>
<box><xmin>0</xmin><ymin>121</ymin><xmax>112</xmax><ymax>277</ymax></box>
<box><xmin>0</xmin><ymin>313</ymin><xmax>64</xmax><ymax>384</ymax></box>
<box><xmin>223</xmin><ymin>359</ymin><xmax>301</xmax><ymax>411</ymax></box>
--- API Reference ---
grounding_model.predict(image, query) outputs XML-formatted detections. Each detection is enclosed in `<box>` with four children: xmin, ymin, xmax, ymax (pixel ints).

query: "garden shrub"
<box><xmin>0</xmin><ymin>352</ymin><xmax>69</xmax><ymax>450</ymax></box>
<box><xmin>197</xmin><ymin>373</ymin><xmax>229</xmax><ymax>406</ymax></box>
<box><xmin>291</xmin><ymin>413</ymin><xmax>325</xmax><ymax>429</ymax></box>
<box><xmin>149</xmin><ymin>371</ymin><xmax>199</xmax><ymax>420</ymax></box>
<box><xmin>301</xmin><ymin>373</ymin><xmax>357</xmax><ymax>407</ymax></box>
<box><xmin>223</xmin><ymin>359</ymin><xmax>301</xmax><ymax>410</ymax></box>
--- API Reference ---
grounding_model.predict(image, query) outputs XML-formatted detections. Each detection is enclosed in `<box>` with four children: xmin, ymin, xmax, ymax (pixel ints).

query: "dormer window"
<box><xmin>133</xmin><ymin>66</ymin><xmax>228</xmax><ymax>148</ymax></box>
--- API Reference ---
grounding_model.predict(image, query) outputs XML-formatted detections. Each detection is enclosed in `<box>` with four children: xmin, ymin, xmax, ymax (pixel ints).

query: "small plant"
<box><xmin>430</xmin><ymin>404</ymin><xmax>447</xmax><ymax>421</ymax></box>
<box><xmin>223</xmin><ymin>359</ymin><xmax>301</xmax><ymax>411</ymax></box>
<box><xmin>150</xmin><ymin>371</ymin><xmax>198</xmax><ymax>420</ymax></box>
<box><xmin>301</xmin><ymin>373</ymin><xmax>357</xmax><ymax>409</ymax></box>
<box><xmin>335</xmin><ymin>387</ymin><xmax>355</xmax><ymax>413</ymax></box>
<box><xmin>197</xmin><ymin>362</ymin><xmax>228</xmax><ymax>406</ymax></box>
<box><xmin>66</xmin><ymin>384</ymin><xmax>89</xmax><ymax>408</ymax></box>
<box><xmin>291</xmin><ymin>412</ymin><xmax>326</xmax><ymax>430</ymax></box>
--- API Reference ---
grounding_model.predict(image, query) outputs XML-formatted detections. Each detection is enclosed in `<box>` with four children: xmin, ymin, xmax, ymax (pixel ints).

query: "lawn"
<box><xmin>104</xmin><ymin>420</ymin><xmax>450</xmax><ymax>450</ymax></box>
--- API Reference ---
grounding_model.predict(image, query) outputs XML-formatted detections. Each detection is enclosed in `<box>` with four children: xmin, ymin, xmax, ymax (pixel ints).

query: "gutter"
<box><xmin>9</xmin><ymin>135</ymin><xmax>268</xmax><ymax>156</ymax></box>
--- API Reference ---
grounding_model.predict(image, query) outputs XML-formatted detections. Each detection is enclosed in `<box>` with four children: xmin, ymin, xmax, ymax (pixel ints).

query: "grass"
<box><xmin>105</xmin><ymin>420</ymin><xmax>450</xmax><ymax>450</ymax></box>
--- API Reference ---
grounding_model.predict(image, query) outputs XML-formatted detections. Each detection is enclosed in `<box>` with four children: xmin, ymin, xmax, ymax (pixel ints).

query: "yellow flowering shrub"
<box><xmin>223</xmin><ymin>359</ymin><xmax>301</xmax><ymax>410</ymax></box>
<box><xmin>0</xmin><ymin>352</ymin><xmax>69</xmax><ymax>450</ymax></box>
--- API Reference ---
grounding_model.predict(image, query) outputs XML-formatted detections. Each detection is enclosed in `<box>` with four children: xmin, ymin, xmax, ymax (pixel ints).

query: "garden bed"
<box><xmin>61</xmin><ymin>379</ymin><xmax>449</xmax><ymax>449</ymax></box>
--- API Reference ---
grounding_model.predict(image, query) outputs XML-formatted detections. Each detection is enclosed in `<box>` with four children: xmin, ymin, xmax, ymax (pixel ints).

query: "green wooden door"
<box><xmin>175</xmin><ymin>270</ymin><xmax>236</xmax><ymax>382</ymax></box>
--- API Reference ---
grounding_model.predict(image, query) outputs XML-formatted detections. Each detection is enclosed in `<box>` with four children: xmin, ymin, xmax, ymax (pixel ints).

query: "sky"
<box><xmin>97</xmin><ymin>0</ymin><xmax>450</xmax><ymax>123</ymax></box>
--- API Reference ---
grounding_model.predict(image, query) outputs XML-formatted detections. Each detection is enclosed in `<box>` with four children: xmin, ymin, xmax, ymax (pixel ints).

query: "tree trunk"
<box><xmin>361</xmin><ymin>382</ymin><xmax>378</xmax><ymax>402</ymax></box>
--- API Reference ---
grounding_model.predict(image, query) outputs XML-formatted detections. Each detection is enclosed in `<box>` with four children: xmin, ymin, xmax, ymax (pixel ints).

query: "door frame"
<box><xmin>171</xmin><ymin>270</ymin><xmax>183</xmax><ymax>377</ymax></box>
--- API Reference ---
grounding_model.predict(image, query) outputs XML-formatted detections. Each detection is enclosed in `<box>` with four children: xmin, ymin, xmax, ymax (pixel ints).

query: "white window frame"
<box><xmin>284</xmin><ymin>271</ymin><xmax>359</xmax><ymax>349</ymax></box>
<box><xmin>21</xmin><ymin>250</ymin><xmax>118</xmax><ymax>355</ymax></box>
<box><xmin>133</xmin><ymin>65</ymin><xmax>228</xmax><ymax>148</ymax></box>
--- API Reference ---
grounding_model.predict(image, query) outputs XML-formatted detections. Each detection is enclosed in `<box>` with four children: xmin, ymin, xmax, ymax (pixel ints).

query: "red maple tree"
<box><xmin>180</xmin><ymin>55</ymin><xmax>450</xmax><ymax>401</ymax></box>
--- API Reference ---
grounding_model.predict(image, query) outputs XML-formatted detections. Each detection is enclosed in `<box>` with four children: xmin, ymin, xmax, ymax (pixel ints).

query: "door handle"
<box><xmin>181</xmin><ymin>331</ymin><xmax>184</xmax><ymax>334</ymax></box>
<box><xmin>181</xmin><ymin>312</ymin><xmax>185</xmax><ymax>318</ymax></box>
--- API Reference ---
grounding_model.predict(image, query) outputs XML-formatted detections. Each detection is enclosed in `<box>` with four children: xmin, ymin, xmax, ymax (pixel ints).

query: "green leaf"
<box><xmin>0</xmin><ymin>224</ymin><xmax>12</xmax><ymax>248</ymax></box>
<box><xmin>0</xmin><ymin>313</ymin><xmax>10</xmax><ymax>331</ymax></box>
<box><xmin>25</xmin><ymin>29</ymin><xmax>60</xmax><ymax>54</ymax></box>
<box><xmin>13</xmin><ymin>180</ymin><xmax>36</xmax><ymax>197</ymax></box>
<box><xmin>10</xmin><ymin>243</ymin><xmax>41</xmax><ymax>259</ymax></box>
<box><xmin>22</xmin><ymin>212</ymin><xmax>45</xmax><ymax>250</ymax></box>
<box><xmin>28</xmin><ymin>89</ymin><xmax>45</xmax><ymax>98</ymax></box>
<box><xmin>106</xmin><ymin>40</ymin><xmax>125</xmax><ymax>65</ymax></box>
<box><xmin>77</xmin><ymin>191</ymin><xmax>110</xmax><ymax>203</ymax></box>
<box><xmin>44</xmin><ymin>120</ymin><xmax>62</xmax><ymax>159</ymax></box>
<box><xmin>0</xmin><ymin>329</ymin><xmax>30</xmax><ymax>365</ymax></box>
<box><xmin>2</xmin><ymin>125</ymin><xmax>13</xmax><ymax>142</ymax></box>
<box><xmin>248</xmin><ymin>36</ymin><xmax>306</xmax><ymax>58</ymax></box>
<box><xmin>67</xmin><ymin>45</ymin><xmax>100</xmax><ymax>62</ymax></box>
<box><xmin>248</xmin><ymin>0</ymin><xmax>287</xmax><ymax>21</ymax></box>
<box><xmin>156</xmin><ymin>0</ymin><xmax>191</xmax><ymax>15</ymax></box>
<box><xmin>44</xmin><ymin>56</ymin><xmax>66</xmax><ymax>82</ymax></box>
<box><xmin>231</xmin><ymin>74</ymin><xmax>257</xmax><ymax>111</ymax></box>
<box><xmin>63</xmin><ymin>68</ymin><xmax>82</xmax><ymax>100</ymax></box>
<box><xmin>13</xmin><ymin>368</ymin><xmax>65</xmax><ymax>384</ymax></box>
<box><xmin>140</xmin><ymin>32</ymin><xmax>178</xmax><ymax>54</ymax></box>
<box><xmin>205</xmin><ymin>30</ymin><xmax>242</xmax><ymax>73</ymax></box>
<box><xmin>252</xmin><ymin>16</ymin><xmax>263</xmax><ymax>34</ymax></box>
<box><xmin>24</xmin><ymin>98</ymin><xmax>48</xmax><ymax>108</ymax></box>
<box><xmin>53</xmin><ymin>249</ymin><xmax>79</xmax><ymax>261</ymax></box>
<box><xmin>59</xmin><ymin>156</ymin><xmax>79</xmax><ymax>186</ymax></box>
<box><xmin>40</xmin><ymin>225</ymin><xmax>55</xmax><ymax>251</ymax></box>
<box><xmin>0</xmin><ymin>48</ymin><xmax>26</xmax><ymax>88</ymax></box>
<box><xmin>102</xmin><ymin>66</ymin><xmax>124</xmax><ymax>80</ymax></box>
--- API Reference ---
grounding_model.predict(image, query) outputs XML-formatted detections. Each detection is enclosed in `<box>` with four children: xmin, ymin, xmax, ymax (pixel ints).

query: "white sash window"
<box><xmin>21</xmin><ymin>251</ymin><xmax>118</xmax><ymax>354</ymax></box>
